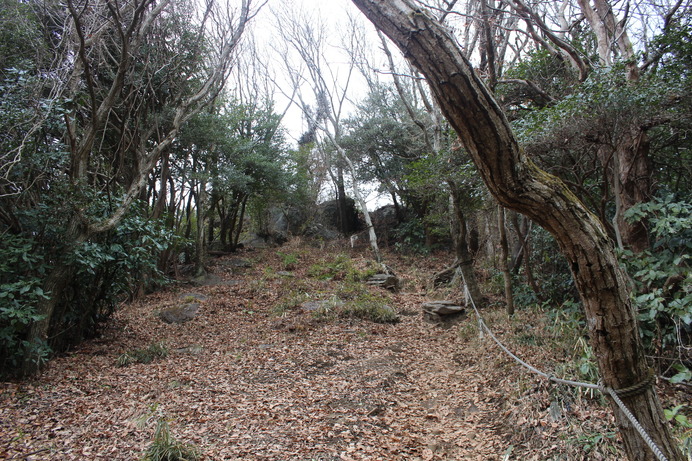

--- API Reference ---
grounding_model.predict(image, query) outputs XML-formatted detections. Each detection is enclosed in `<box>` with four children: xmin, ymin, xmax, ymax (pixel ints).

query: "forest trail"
<box><xmin>1</xmin><ymin>244</ymin><xmax>624</xmax><ymax>460</ymax></box>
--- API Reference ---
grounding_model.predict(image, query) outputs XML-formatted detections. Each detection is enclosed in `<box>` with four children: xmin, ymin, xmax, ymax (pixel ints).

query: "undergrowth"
<box><xmin>459</xmin><ymin>301</ymin><xmax>624</xmax><ymax>458</ymax></box>
<box><xmin>307</xmin><ymin>254</ymin><xmax>379</xmax><ymax>282</ymax></box>
<box><xmin>271</xmin><ymin>253</ymin><xmax>398</xmax><ymax>323</ymax></box>
<box><xmin>308</xmin><ymin>285</ymin><xmax>399</xmax><ymax>324</ymax></box>
<box><xmin>117</xmin><ymin>341</ymin><xmax>169</xmax><ymax>367</ymax></box>
<box><xmin>141</xmin><ymin>419</ymin><xmax>201</xmax><ymax>461</ymax></box>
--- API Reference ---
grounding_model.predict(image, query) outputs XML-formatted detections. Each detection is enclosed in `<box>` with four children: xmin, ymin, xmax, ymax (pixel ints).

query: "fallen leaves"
<box><xmin>2</xmin><ymin>245</ymin><xmax>681</xmax><ymax>460</ymax></box>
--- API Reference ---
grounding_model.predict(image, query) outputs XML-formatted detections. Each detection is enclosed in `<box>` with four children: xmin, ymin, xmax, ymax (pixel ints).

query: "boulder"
<box><xmin>159</xmin><ymin>302</ymin><xmax>200</xmax><ymax>324</ymax></box>
<box><xmin>260</xmin><ymin>206</ymin><xmax>313</xmax><ymax>244</ymax></box>
<box><xmin>224</xmin><ymin>258</ymin><xmax>252</xmax><ymax>268</ymax></box>
<box><xmin>305</xmin><ymin>223</ymin><xmax>341</xmax><ymax>241</ymax></box>
<box><xmin>422</xmin><ymin>301</ymin><xmax>466</xmax><ymax>326</ymax></box>
<box><xmin>239</xmin><ymin>233</ymin><xmax>269</xmax><ymax>249</ymax></box>
<box><xmin>317</xmin><ymin>198</ymin><xmax>360</xmax><ymax>234</ymax></box>
<box><xmin>366</xmin><ymin>273</ymin><xmax>400</xmax><ymax>291</ymax></box>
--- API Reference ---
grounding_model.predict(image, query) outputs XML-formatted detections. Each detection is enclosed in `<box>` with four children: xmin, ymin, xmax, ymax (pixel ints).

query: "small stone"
<box><xmin>421</xmin><ymin>301</ymin><xmax>465</xmax><ymax>316</ymax></box>
<box><xmin>301</xmin><ymin>299</ymin><xmax>343</xmax><ymax>311</ymax></box>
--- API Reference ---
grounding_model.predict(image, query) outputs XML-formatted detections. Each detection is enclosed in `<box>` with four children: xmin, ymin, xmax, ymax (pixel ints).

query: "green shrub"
<box><xmin>393</xmin><ymin>217</ymin><xmax>436</xmax><ymax>254</ymax></box>
<box><xmin>664</xmin><ymin>404</ymin><xmax>692</xmax><ymax>459</ymax></box>
<box><xmin>307</xmin><ymin>254</ymin><xmax>382</xmax><ymax>283</ymax></box>
<box><xmin>336</xmin><ymin>285</ymin><xmax>398</xmax><ymax>324</ymax></box>
<box><xmin>276</xmin><ymin>251</ymin><xmax>298</xmax><ymax>270</ymax></box>
<box><xmin>623</xmin><ymin>197</ymin><xmax>691</xmax><ymax>355</ymax></box>
<box><xmin>307</xmin><ymin>254</ymin><xmax>352</xmax><ymax>280</ymax></box>
<box><xmin>142</xmin><ymin>419</ymin><xmax>201</xmax><ymax>461</ymax></box>
<box><xmin>0</xmin><ymin>234</ymin><xmax>51</xmax><ymax>373</ymax></box>
<box><xmin>340</xmin><ymin>299</ymin><xmax>399</xmax><ymax>324</ymax></box>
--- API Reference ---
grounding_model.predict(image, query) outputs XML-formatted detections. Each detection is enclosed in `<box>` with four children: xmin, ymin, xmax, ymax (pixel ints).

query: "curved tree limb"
<box><xmin>350</xmin><ymin>1</ymin><xmax>682</xmax><ymax>459</ymax></box>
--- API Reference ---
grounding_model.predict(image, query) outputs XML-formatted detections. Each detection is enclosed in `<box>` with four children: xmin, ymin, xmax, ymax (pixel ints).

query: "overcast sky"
<box><xmin>248</xmin><ymin>0</ymin><xmax>383</xmax><ymax>144</ymax></box>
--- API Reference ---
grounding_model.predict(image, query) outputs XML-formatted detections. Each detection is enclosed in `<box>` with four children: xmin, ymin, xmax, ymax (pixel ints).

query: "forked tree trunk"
<box><xmin>351</xmin><ymin>1</ymin><xmax>681</xmax><ymax>460</ymax></box>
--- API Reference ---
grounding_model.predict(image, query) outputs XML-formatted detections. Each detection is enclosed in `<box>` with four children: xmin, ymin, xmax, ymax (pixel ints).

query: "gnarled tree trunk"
<box><xmin>351</xmin><ymin>1</ymin><xmax>681</xmax><ymax>460</ymax></box>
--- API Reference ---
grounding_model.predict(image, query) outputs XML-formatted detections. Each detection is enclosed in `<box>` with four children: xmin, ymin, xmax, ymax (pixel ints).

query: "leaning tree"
<box><xmin>350</xmin><ymin>1</ymin><xmax>683</xmax><ymax>460</ymax></box>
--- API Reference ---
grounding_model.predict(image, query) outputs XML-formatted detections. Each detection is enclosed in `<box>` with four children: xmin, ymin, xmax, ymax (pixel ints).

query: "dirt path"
<box><xmin>2</xmin><ymin>246</ymin><xmax>661</xmax><ymax>460</ymax></box>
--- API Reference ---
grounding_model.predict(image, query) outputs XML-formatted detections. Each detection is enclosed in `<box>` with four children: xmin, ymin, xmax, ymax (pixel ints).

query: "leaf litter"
<box><xmin>1</xmin><ymin>244</ymin><xmax>688</xmax><ymax>460</ymax></box>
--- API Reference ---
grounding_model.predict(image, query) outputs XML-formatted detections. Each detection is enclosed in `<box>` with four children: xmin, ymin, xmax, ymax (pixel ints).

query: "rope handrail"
<box><xmin>458</xmin><ymin>272</ymin><xmax>668</xmax><ymax>461</ymax></box>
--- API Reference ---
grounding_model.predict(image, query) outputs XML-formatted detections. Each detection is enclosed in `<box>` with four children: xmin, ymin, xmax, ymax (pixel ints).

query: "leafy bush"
<box><xmin>0</xmin><ymin>235</ymin><xmax>51</xmax><ymax>372</ymax></box>
<box><xmin>393</xmin><ymin>217</ymin><xmax>430</xmax><ymax>254</ymax></box>
<box><xmin>664</xmin><ymin>404</ymin><xmax>692</xmax><ymax>459</ymax></box>
<box><xmin>50</xmin><ymin>202</ymin><xmax>175</xmax><ymax>352</ymax></box>
<box><xmin>623</xmin><ymin>197</ymin><xmax>691</xmax><ymax>357</ymax></box>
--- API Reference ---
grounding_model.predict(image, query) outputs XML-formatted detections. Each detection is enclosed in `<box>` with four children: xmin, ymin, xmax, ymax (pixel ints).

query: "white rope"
<box><xmin>607</xmin><ymin>388</ymin><xmax>669</xmax><ymax>461</ymax></box>
<box><xmin>458</xmin><ymin>273</ymin><xmax>668</xmax><ymax>461</ymax></box>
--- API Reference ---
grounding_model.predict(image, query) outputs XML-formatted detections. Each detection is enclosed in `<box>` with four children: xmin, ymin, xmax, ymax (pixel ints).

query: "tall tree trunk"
<box><xmin>232</xmin><ymin>195</ymin><xmax>249</xmax><ymax>250</ymax></box>
<box><xmin>194</xmin><ymin>179</ymin><xmax>208</xmax><ymax>277</ymax></box>
<box><xmin>614</xmin><ymin>127</ymin><xmax>653</xmax><ymax>253</ymax></box>
<box><xmin>219</xmin><ymin>206</ymin><xmax>229</xmax><ymax>248</ymax></box>
<box><xmin>448</xmin><ymin>181</ymin><xmax>483</xmax><ymax>302</ymax></box>
<box><xmin>22</xmin><ymin>218</ymin><xmax>85</xmax><ymax>375</ymax></box>
<box><xmin>577</xmin><ymin>0</ymin><xmax>652</xmax><ymax>253</ymax></box>
<box><xmin>509</xmin><ymin>212</ymin><xmax>526</xmax><ymax>273</ymax></box>
<box><xmin>513</xmin><ymin>213</ymin><xmax>542</xmax><ymax>299</ymax></box>
<box><xmin>336</xmin><ymin>165</ymin><xmax>350</xmax><ymax>235</ymax></box>
<box><xmin>152</xmin><ymin>153</ymin><xmax>170</xmax><ymax>220</ymax></box>
<box><xmin>498</xmin><ymin>205</ymin><xmax>514</xmax><ymax>315</ymax></box>
<box><xmin>351</xmin><ymin>2</ymin><xmax>681</xmax><ymax>459</ymax></box>
<box><xmin>337</xmin><ymin>145</ymin><xmax>381</xmax><ymax>263</ymax></box>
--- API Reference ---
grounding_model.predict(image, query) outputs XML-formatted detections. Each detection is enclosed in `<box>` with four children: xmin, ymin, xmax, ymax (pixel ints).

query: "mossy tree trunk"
<box><xmin>351</xmin><ymin>1</ymin><xmax>681</xmax><ymax>460</ymax></box>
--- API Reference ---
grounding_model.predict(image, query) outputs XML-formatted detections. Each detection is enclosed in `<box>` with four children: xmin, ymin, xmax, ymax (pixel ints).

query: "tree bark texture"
<box><xmin>614</xmin><ymin>127</ymin><xmax>653</xmax><ymax>253</ymax></box>
<box><xmin>350</xmin><ymin>1</ymin><xmax>681</xmax><ymax>460</ymax></box>
<box><xmin>194</xmin><ymin>180</ymin><xmax>208</xmax><ymax>277</ymax></box>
